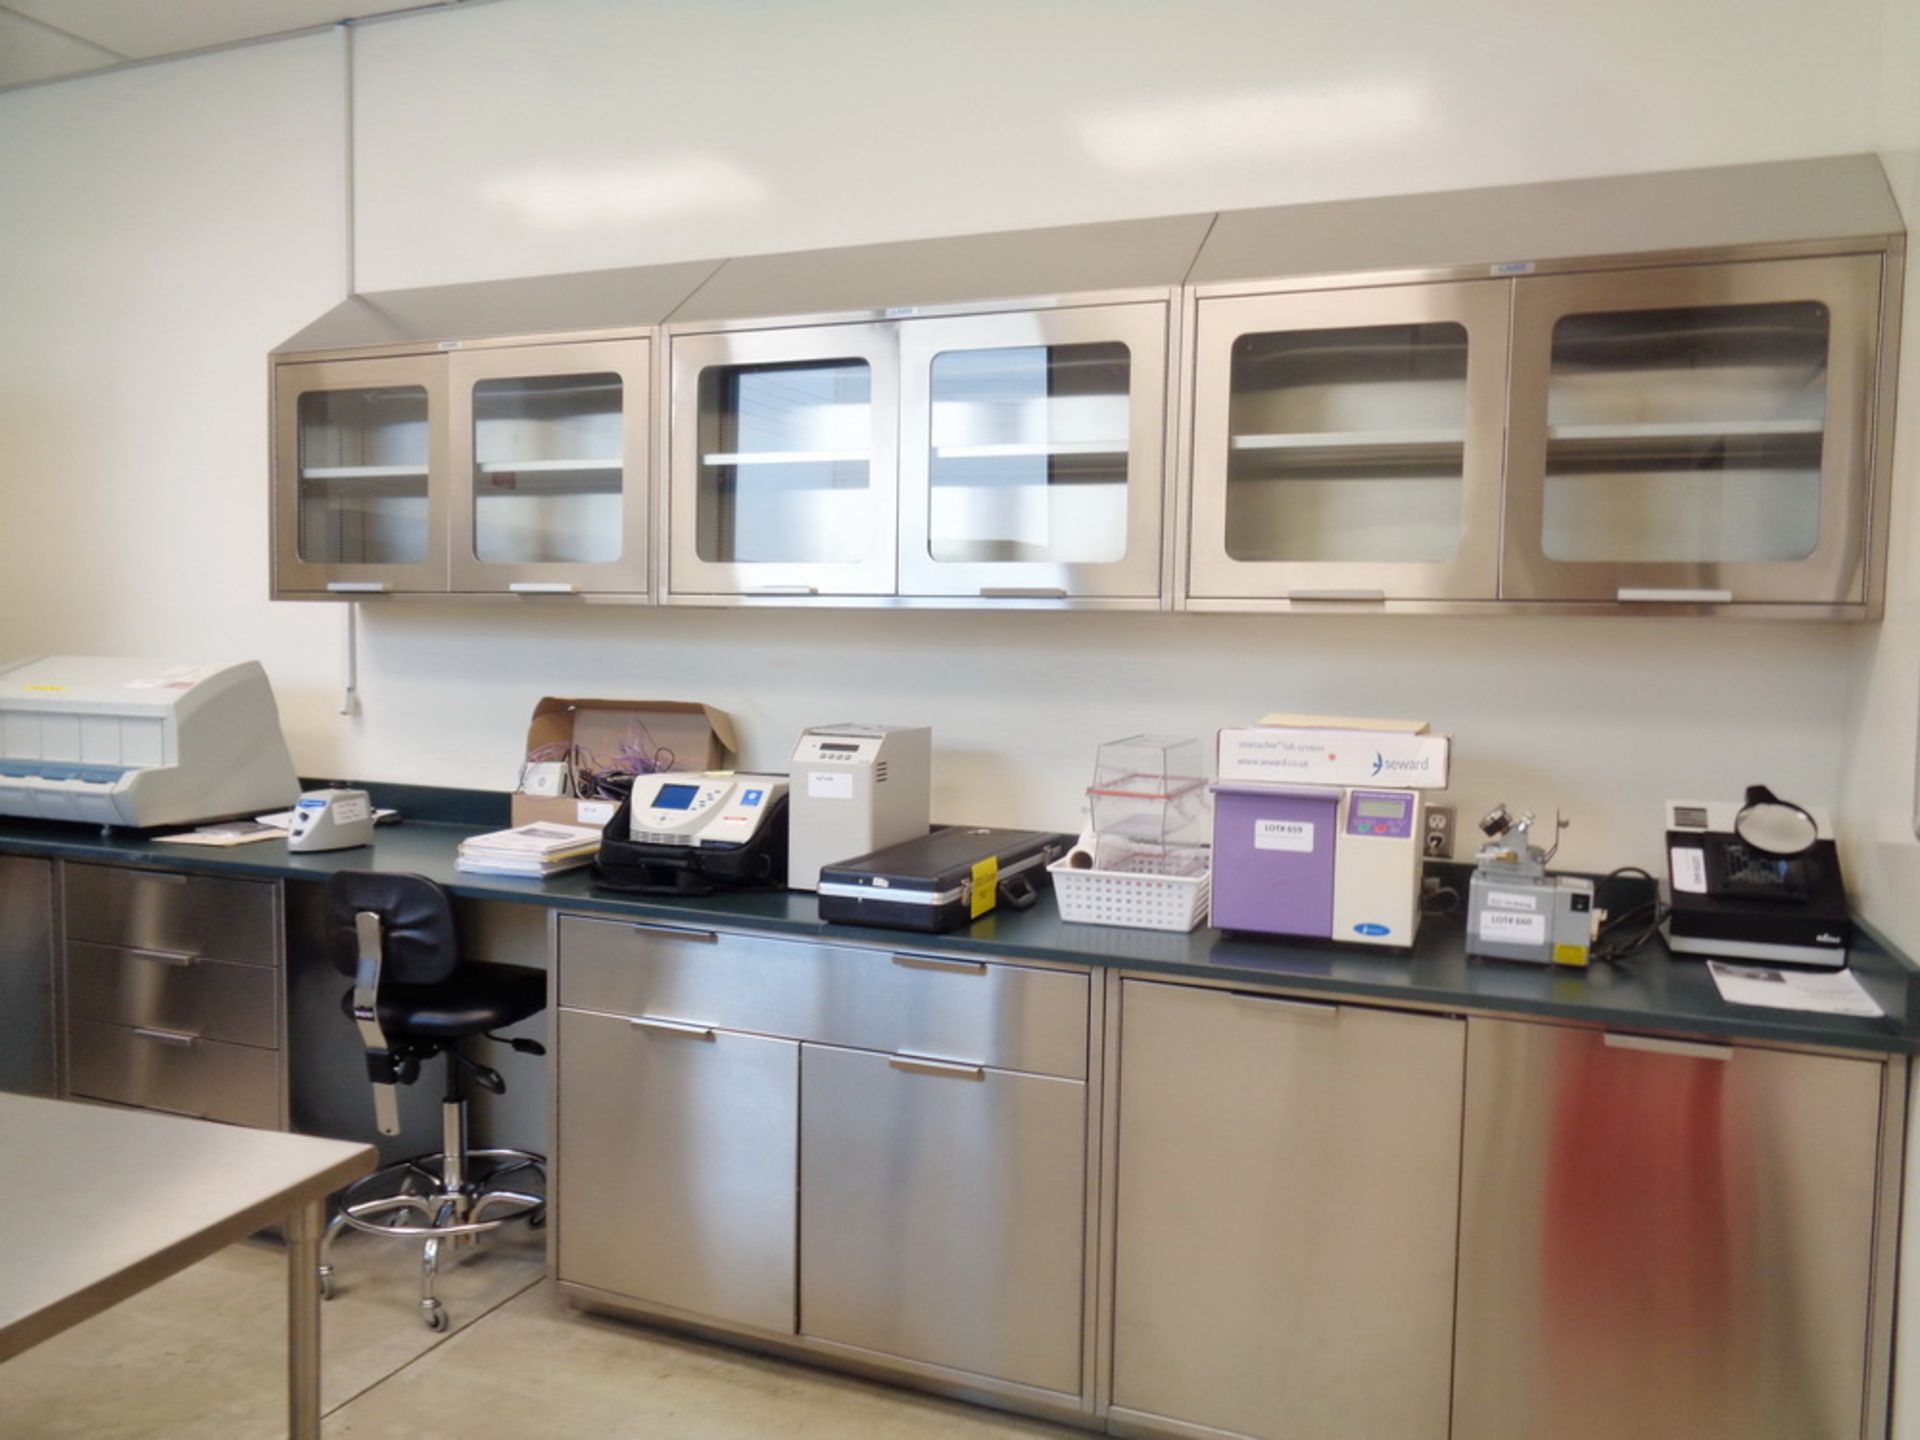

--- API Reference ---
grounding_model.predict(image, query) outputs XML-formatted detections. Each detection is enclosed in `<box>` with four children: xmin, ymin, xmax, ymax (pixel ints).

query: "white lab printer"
<box><xmin>0</xmin><ymin>656</ymin><xmax>299</xmax><ymax>829</ymax></box>
<box><xmin>788</xmin><ymin>723</ymin><xmax>932</xmax><ymax>891</ymax></box>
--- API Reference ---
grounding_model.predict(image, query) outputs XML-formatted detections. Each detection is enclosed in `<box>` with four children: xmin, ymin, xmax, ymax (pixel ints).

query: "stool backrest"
<box><xmin>324</xmin><ymin>871</ymin><xmax>460</xmax><ymax>986</ymax></box>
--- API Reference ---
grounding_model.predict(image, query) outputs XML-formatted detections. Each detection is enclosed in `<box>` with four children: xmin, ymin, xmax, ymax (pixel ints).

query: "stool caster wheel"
<box><xmin>421</xmin><ymin>1300</ymin><xmax>449</xmax><ymax>1333</ymax></box>
<box><xmin>528</xmin><ymin>1207</ymin><xmax>546</xmax><ymax>1230</ymax></box>
<box><xmin>318</xmin><ymin>1267</ymin><xmax>335</xmax><ymax>1302</ymax></box>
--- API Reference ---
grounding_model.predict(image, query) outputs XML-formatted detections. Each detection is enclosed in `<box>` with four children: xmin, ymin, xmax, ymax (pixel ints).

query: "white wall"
<box><xmin>0</xmin><ymin>0</ymin><xmax>1897</xmax><ymax>878</ymax></box>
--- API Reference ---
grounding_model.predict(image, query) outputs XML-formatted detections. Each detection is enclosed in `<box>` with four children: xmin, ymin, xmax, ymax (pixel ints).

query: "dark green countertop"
<box><xmin>3</xmin><ymin>815</ymin><xmax>1915</xmax><ymax>1057</ymax></box>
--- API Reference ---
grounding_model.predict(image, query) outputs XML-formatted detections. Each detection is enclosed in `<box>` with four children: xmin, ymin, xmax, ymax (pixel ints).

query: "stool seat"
<box><xmin>339</xmin><ymin>960</ymin><xmax>545</xmax><ymax>1040</ymax></box>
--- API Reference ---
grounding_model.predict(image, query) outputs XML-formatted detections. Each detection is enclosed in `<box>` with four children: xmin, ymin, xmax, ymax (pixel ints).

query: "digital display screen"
<box><xmin>1357</xmin><ymin>799</ymin><xmax>1404</xmax><ymax>819</ymax></box>
<box><xmin>651</xmin><ymin>783</ymin><xmax>700</xmax><ymax>811</ymax></box>
<box><xmin>820</xmin><ymin>743</ymin><xmax>859</xmax><ymax>753</ymax></box>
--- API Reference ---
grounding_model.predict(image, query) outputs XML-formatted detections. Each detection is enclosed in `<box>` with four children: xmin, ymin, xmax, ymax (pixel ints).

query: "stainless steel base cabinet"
<box><xmin>0</xmin><ymin>856</ymin><xmax>56</xmax><ymax>1096</ymax></box>
<box><xmin>555</xmin><ymin>1007</ymin><xmax>798</xmax><ymax>1334</ymax></box>
<box><xmin>1452</xmin><ymin>1018</ymin><xmax>1886</xmax><ymax>1440</ymax></box>
<box><xmin>1110</xmin><ymin>980</ymin><xmax>1465</xmax><ymax>1440</ymax></box>
<box><xmin>798</xmin><ymin>1042</ymin><xmax>1087</xmax><ymax>1397</ymax></box>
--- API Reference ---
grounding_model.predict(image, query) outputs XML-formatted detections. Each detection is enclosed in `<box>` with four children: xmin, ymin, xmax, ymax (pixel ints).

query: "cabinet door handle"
<box><xmin>132</xmin><ymin>1026</ymin><xmax>199</xmax><ymax>1047</ymax></box>
<box><xmin>891</xmin><ymin>953</ymin><xmax>986</xmax><ymax>976</ymax></box>
<box><xmin>1286</xmin><ymin>589</ymin><xmax>1387</xmax><ymax>603</ymax></box>
<box><xmin>1603</xmin><ymin>1032</ymin><xmax>1732</xmax><ymax>1062</ymax></box>
<box><xmin>125</xmin><ymin>946</ymin><xmax>199</xmax><ymax>967</ymax></box>
<box><xmin>1229</xmin><ymin>990</ymin><xmax>1340</xmax><ymax>1019</ymax></box>
<box><xmin>325</xmin><ymin>582</ymin><xmax>393</xmax><ymax>594</ymax></box>
<box><xmin>630</xmin><ymin>1017</ymin><xmax>716</xmax><ymax>1039</ymax></box>
<box><xmin>131</xmin><ymin>869</ymin><xmax>191</xmax><ymax>884</ymax></box>
<box><xmin>1616</xmin><ymin>588</ymin><xmax>1735</xmax><ymax>605</ymax></box>
<box><xmin>508</xmin><ymin>582</ymin><xmax>577</xmax><ymax>595</ymax></box>
<box><xmin>629</xmin><ymin>922</ymin><xmax>718</xmax><ymax>943</ymax></box>
<box><xmin>749</xmin><ymin>585</ymin><xmax>819</xmax><ymax>595</ymax></box>
<box><xmin>889</xmin><ymin>1054</ymin><xmax>985</xmax><ymax>1080</ymax></box>
<box><xmin>978</xmin><ymin>587</ymin><xmax>1068</xmax><ymax>600</ymax></box>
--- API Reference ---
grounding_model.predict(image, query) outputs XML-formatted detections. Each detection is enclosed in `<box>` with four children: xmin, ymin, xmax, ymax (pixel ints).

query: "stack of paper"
<box><xmin>456</xmin><ymin>822</ymin><xmax>603</xmax><ymax>878</ymax></box>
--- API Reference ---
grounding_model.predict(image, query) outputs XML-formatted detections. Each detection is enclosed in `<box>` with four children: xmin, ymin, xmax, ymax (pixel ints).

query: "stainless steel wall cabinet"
<box><xmin>1452</xmin><ymin>1018</ymin><xmax>1891</xmax><ymax>1440</ymax></box>
<box><xmin>1109</xmin><ymin>980</ymin><xmax>1465</xmax><ymax>1440</ymax></box>
<box><xmin>273</xmin><ymin>157</ymin><xmax>1902</xmax><ymax>615</ymax></box>
<box><xmin>1180</xmin><ymin>153</ymin><xmax>1904</xmax><ymax>617</ymax></box>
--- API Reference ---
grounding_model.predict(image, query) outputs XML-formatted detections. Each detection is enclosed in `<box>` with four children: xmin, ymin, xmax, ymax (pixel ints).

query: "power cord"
<box><xmin>1590</xmin><ymin>865</ymin><xmax>1668</xmax><ymax>965</ymax></box>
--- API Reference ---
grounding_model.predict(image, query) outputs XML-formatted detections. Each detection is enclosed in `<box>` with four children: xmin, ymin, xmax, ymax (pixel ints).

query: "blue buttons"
<box><xmin>742</xmin><ymin>789</ymin><xmax>764</xmax><ymax>805</ymax></box>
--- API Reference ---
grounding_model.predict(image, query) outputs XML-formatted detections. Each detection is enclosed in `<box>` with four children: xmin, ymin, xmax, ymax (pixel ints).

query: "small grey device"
<box><xmin>287</xmin><ymin>787</ymin><xmax>375</xmax><ymax>853</ymax></box>
<box><xmin>788</xmin><ymin>724</ymin><xmax>933</xmax><ymax>891</ymax></box>
<box><xmin>1464</xmin><ymin>804</ymin><xmax>1598</xmax><ymax>966</ymax></box>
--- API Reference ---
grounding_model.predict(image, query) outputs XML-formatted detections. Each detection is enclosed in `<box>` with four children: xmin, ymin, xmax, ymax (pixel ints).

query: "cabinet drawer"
<box><xmin>67</xmin><ymin>1018</ymin><xmax>280</xmax><ymax>1128</ymax></box>
<box><xmin>63</xmin><ymin>864</ymin><xmax>277</xmax><ymax>966</ymax></box>
<box><xmin>556</xmin><ymin>1008</ymin><xmax>797</xmax><ymax>1332</ymax></box>
<box><xmin>67</xmin><ymin>941</ymin><xmax>278</xmax><ymax>1050</ymax></box>
<box><xmin>799</xmin><ymin>1042</ymin><xmax>1087</xmax><ymax>1394</ymax></box>
<box><xmin>558</xmin><ymin>915</ymin><xmax>1088</xmax><ymax>1078</ymax></box>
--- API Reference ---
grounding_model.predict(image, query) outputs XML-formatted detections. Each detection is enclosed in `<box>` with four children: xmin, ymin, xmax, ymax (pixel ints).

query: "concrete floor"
<box><xmin>0</xmin><ymin>1227</ymin><xmax>1083</xmax><ymax>1439</ymax></box>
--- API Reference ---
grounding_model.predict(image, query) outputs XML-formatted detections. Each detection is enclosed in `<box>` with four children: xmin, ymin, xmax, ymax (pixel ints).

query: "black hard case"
<box><xmin>816</xmin><ymin>826</ymin><xmax>1073</xmax><ymax>933</ymax></box>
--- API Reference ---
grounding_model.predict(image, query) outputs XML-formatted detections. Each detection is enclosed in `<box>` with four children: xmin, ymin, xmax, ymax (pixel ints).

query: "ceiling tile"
<box><xmin>0</xmin><ymin>9</ymin><xmax>120</xmax><ymax>88</ymax></box>
<box><xmin>2</xmin><ymin>1</ymin><xmax>439</xmax><ymax>61</ymax></box>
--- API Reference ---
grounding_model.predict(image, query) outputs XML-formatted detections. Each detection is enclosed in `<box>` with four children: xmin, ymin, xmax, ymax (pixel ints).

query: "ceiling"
<box><xmin>0</xmin><ymin>0</ymin><xmax>470</xmax><ymax>90</ymax></box>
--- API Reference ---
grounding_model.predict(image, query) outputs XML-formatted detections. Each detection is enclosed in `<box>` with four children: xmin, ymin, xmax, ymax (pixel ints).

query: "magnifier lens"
<box><xmin>1735</xmin><ymin>802</ymin><xmax>1819</xmax><ymax>856</ymax></box>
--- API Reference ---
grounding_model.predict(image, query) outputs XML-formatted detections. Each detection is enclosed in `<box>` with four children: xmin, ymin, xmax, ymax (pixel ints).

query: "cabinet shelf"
<box><xmin>1546</xmin><ymin>419</ymin><xmax>1824</xmax><ymax>442</ymax></box>
<box><xmin>702</xmin><ymin>450</ymin><xmax>869</xmax><ymax>467</ymax></box>
<box><xmin>300</xmin><ymin>465</ymin><xmax>429</xmax><ymax>480</ymax></box>
<box><xmin>477</xmin><ymin>458</ymin><xmax>621</xmax><ymax>474</ymax></box>
<box><xmin>932</xmin><ymin>441</ymin><xmax>1129</xmax><ymax>460</ymax></box>
<box><xmin>1231</xmin><ymin>429</ymin><xmax>1465</xmax><ymax>451</ymax></box>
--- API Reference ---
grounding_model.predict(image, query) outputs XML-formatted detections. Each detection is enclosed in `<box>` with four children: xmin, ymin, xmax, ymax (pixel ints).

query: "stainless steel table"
<box><xmin>0</xmin><ymin>1095</ymin><xmax>376</xmax><ymax>1438</ymax></box>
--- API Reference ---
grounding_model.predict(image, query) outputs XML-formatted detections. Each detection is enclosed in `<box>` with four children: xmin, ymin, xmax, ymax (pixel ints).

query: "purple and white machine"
<box><xmin>1211</xmin><ymin>782</ymin><xmax>1424</xmax><ymax>948</ymax></box>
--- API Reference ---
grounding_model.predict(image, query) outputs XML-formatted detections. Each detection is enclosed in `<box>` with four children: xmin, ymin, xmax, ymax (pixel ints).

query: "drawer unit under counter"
<box><xmin>66</xmin><ymin>941</ymin><xmax>279</xmax><ymax>1050</ymax></box>
<box><xmin>67</xmin><ymin>1017</ymin><xmax>281</xmax><ymax>1129</ymax></box>
<box><xmin>557</xmin><ymin>915</ymin><xmax>1089</xmax><ymax>1079</ymax></box>
<box><xmin>63</xmin><ymin>862</ymin><xmax>278</xmax><ymax>965</ymax></box>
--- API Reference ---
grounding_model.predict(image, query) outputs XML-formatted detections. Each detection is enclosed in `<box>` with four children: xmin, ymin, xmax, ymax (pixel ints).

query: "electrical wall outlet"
<box><xmin>1424</xmin><ymin>804</ymin><xmax>1455</xmax><ymax>859</ymax></box>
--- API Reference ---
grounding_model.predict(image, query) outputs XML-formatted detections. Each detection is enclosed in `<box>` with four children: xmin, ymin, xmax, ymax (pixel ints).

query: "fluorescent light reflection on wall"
<box><xmin>480</xmin><ymin>156</ymin><xmax>770</xmax><ymax>230</ymax></box>
<box><xmin>1076</xmin><ymin>81</ymin><xmax>1431</xmax><ymax>173</ymax></box>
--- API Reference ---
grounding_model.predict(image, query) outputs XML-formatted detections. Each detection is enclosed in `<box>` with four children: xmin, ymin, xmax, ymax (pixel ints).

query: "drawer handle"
<box><xmin>629</xmin><ymin>923</ymin><xmax>719</xmax><ymax>944</ymax></box>
<box><xmin>508</xmin><ymin>582</ymin><xmax>577</xmax><ymax>594</ymax></box>
<box><xmin>1286</xmin><ymin>588</ymin><xmax>1387</xmax><ymax>603</ymax></box>
<box><xmin>1603</xmin><ymin>1033</ymin><xmax>1732</xmax><ymax>1062</ymax></box>
<box><xmin>132</xmin><ymin>1026</ymin><xmax>199</xmax><ymax>1047</ymax></box>
<box><xmin>978</xmin><ymin>586</ymin><xmax>1068</xmax><ymax>599</ymax></box>
<box><xmin>630</xmin><ymin>1017</ymin><xmax>716</xmax><ymax>1039</ymax></box>
<box><xmin>891</xmin><ymin>953</ymin><xmax>986</xmax><ymax>976</ymax></box>
<box><xmin>1616</xmin><ymin>587</ymin><xmax>1735</xmax><ymax>605</ymax></box>
<box><xmin>1229</xmin><ymin>990</ymin><xmax>1339</xmax><ymax>1019</ymax></box>
<box><xmin>326</xmin><ymin>582</ymin><xmax>393</xmax><ymax>594</ymax></box>
<box><xmin>125</xmin><ymin>946</ymin><xmax>200</xmax><ymax>968</ymax></box>
<box><xmin>889</xmin><ymin>1054</ymin><xmax>985</xmax><ymax>1080</ymax></box>
<box><xmin>129</xmin><ymin>870</ymin><xmax>191</xmax><ymax>884</ymax></box>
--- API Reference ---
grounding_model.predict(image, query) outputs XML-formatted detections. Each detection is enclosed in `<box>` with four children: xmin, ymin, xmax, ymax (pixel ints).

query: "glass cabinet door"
<box><xmin>668</xmin><ymin>324</ymin><xmax>897</xmax><ymax>598</ymax></box>
<box><xmin>897</xmin><ymin>303</ymin><xmax>1169</xmax><ymax>600</ymax></box>
<box><xmin>1502</xmin><ymin>255</ymin><xmax>1885</xmax><ymax>606</ymax></box>
<box><xmin>448</xmin><ymin>339</ymin><xmax>650</xmax><ymax>595</ymax></box>
<box><xmin>1186</xmin><ymin>282</ymin><xmax>1508</xmax><ymax>604</ymax></box>
<box><xmin>272</xmin><ymin>354</ymin><xmax>450</xmax><ymax>595</ymax></box>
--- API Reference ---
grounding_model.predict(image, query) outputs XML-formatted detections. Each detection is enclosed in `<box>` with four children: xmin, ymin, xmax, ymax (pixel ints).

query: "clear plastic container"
<box><xmin>1087</xmin><ymin>734</ymin><xmax>1210</xmax><ymax>848</ymax></box>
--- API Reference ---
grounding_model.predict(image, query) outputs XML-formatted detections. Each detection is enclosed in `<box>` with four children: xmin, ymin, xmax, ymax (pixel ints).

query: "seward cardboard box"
<box><xmin>1217</xmin><ymin>713</ymin><xmax>1450</xmax><ymax>790</ymax></box>
<box><xmin>510</xmin><ymin>697</ymin><xmax>738</xmax><ymax>829</ymax></box>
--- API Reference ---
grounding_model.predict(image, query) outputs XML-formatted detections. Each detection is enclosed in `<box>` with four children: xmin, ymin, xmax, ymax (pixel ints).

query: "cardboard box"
<box><xmin>511</xmin><ymin>698</ymin><xmax>738</xmax><ymax>828</ymax></box>
<box><xmin>1218</xmin><ymin>714</ymin><xmax>1450</xmax><ymax>790</ymax></box>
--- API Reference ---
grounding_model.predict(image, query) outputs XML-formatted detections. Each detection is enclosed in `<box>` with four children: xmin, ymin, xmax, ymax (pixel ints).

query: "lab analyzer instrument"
<box><xmin>788</xmin><ymin>723</ymin><xmax>932</xmax><ymax>891</ymax></box>
<box><xmin>0</xmin><ymin>656</ymin><xmax>298</xmax><ymax>829</ymax></box>
<box><xmin>1464</xmin><ymin>804</ymin><xmax>1597</xmax><ymax>967</ymax></box>
<box><xmin>1665</xmin><ymin>788</ymin><xmax>1850</xmax><ymax>968</ymax></box>
<box><xmin>1210</xmin><ymin>782</ymin><xmax>1425</xmax><ymax>948</ymax></box>
<box><xmin>593</xmin><ymin>771</ymin><xmax>790</xmax><ymax>896</ymax></box>
<box><xmin>286</xmin><ymin>787</ymin><xmax>374</xmax><ymax>853</ymax></box>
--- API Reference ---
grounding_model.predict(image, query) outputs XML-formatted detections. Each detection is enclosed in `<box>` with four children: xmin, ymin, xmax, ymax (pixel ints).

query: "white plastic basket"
<box><xmin>1049</xmin><ymin>841</ymin><xmax>1211</xmax><ymax>933</ymax></box>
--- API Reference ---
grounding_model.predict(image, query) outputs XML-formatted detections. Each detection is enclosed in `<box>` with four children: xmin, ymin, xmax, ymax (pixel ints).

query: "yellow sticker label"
<box><xmin>24</xmin><ymin>684</ymin><xmax>65</xmax><ymax>692</ymax></box>
<box><xmin>1552</xmin><ymin>943</ymin><xmax>1589</xmax><ymax>968</ymax></box>
<box><xmin>970</xmin><ymin>856</ymin><xmax>999</xmax><ymax>919</ymax></box>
